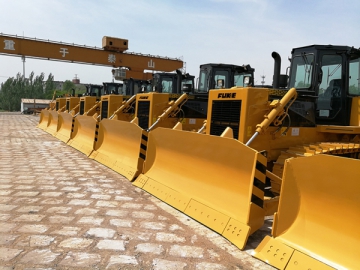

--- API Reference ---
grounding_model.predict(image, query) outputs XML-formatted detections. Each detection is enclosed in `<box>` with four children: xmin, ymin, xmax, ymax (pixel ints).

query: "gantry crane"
<box><xmin>0</xmin><ymin>34</ymin><xmax>183</xmax><ymax>80</ymax></box>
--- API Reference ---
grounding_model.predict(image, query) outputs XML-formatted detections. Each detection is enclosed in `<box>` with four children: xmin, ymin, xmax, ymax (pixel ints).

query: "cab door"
<box><xmin>316</xmin><ymin>52</ymin><xmax>349</xmax><ymax>125</ymax></box>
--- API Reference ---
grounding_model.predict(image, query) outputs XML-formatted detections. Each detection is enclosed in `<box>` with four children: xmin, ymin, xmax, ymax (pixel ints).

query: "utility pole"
<box><xmin>22</xmin><ymin>56</ymin><xmax>26</xmax><ymax>78</ymax></box>
<box><xmin>22</xmin><ymin>31</ymin><xmax>25</xmax><ymax>78</ymax></box>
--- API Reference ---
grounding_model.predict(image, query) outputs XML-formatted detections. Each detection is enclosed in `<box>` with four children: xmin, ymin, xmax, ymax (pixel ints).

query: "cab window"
<box><xmin>161</xmin><ymin>78</ymin><xmax>173</xmax><ymax>93</ymax></box>
<box><xmin>120</xmin><ymin>83</ymin><xmax>127</xmax><ymax>95</ymax></box>
<box><xmin>289</xmin><ymin>54</ymin><xmax>314</xmax><ymax>89</ymax></box>
<box><xmin>319</xmin><ymin>55</ymin><xmax>342</xmax><ymax>96</ymax></box>
<box><xmin>198</xmin><ymin>70</ymin><xmax>209</xmax><ymax>92</ymax></box>
<box><xmin>317</xmin><ymin>54</ymin><xmax>342</xmax><ymax>119</ymax></box>
<box><xmin>214</xmin><ymin>70</ymin><xmax>229</xmax><ymax>89</ymax></box>
<box><xmin>234</xmin><ymin>73</ymin><xmax>252</xmax><ymax>87</ymax></box>
<box><xmin>349</xmin><ymin>57</ymin><xmax>360</xmax><ymax>95</ymax></box>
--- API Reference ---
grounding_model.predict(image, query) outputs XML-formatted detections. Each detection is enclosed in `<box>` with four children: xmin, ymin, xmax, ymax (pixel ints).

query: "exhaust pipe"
<box><xmin>272</xmin><ymin>52</ymin><xmax>281</xmax><ymax>89</ymax></box>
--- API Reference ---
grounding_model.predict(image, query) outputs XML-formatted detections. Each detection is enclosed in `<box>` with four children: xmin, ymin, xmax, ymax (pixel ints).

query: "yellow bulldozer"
<box><xmin>38</xmin><ymin>95</ymin><xmax>68</xmax><ymax>133</ymax></box>
<box><xmin>55</xmin><ymin>83</ymin><xmax>122</xmax><ymax>143</ymax></box>
<box><xmin>66</xmin><ymin>78</ymin><xmax>151</xmax><ymax>156</ymax></box>
<box><xmin>90</xmin><ymin>64</ymin><xmax>255</xmax><ymax>181</ymax></box>
<box><xmin>132</xmin><ymin>44</ymin><xmax>360</xmax><ymax>270</ymax></box>
<box><xmin>39</xmin><ymin>84</ymin><xmax>103</xmax><ymax>137</ymax></box>
<box><xmin>89</xmin><ymin>70</ymin><xmax>200</xmax><ymax>179</ymax></box>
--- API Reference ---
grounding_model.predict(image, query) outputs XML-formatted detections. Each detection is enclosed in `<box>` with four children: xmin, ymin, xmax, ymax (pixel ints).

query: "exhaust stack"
<box><xmin>272</xmin><ymin>51</ymin><xmax>281</xmax><ymax>89</ymax></box>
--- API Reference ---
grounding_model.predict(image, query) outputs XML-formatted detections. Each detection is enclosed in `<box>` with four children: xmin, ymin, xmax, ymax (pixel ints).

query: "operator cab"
<box><xmin>288</xmin><ymin>45</ymin><xmax>360</xmax><ymax>126</ymax></box>
<box><xmin>151</xmin><ymin>72</ymin><xmax>195</xmax><ymax>94</ymax></box>
<box><xmin>121</xmin><ymin>78</ymin><xmax>150</xmax><ymax>95</ymax></box>
<box><xmin>103</xmin><ymin>82</ymin><xmax>123</xmax><ymax>95</ymax></box>
<box><xmin>197</xmin><ymin>64</ymin><xmax>255</xmax><ymax>93</ymax></box>
<box><xmin>85</xmin><ymin>84</ymin><xmax>104</xmax><ymax>97</ymax></box>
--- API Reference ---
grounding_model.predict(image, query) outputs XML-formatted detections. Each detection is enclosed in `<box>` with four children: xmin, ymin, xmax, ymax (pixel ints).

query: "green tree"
<box><xmin>62</xmin><ymin>80</ymin><xmax>75</xmax><ymax>95</ymax></box>
<box><xmin>0</xmin><ymin>71</ymin><xmax>56</xmax><ymax>111</ymax></box>
<box><xmin>0</xmin><ymin>77</ymin><xmax>15</xmax><ymax>111</ymax></box>
<box><xmin>25</xmin><ymin>72</ymin><xmax>45</xmax><ymax>99</ymax></box>
<box><xmin>44</xmin><ymin>73</ymin><xmax>56</xmax><ymax>99</ymax></box>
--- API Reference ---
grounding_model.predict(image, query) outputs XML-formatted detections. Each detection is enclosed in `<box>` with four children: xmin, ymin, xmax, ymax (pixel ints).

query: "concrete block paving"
<box><xmin>0</xmin><ymin>113</ymin><xmax>274</xmax><ymax>269</ymax></box>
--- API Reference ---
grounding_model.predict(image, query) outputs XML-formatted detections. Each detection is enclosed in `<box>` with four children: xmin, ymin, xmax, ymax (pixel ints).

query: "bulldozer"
<box><xmin>38</xmin><ymin>84</ymin><xmax>102</xmax><ymax>134</ymax></box>
<box><xmin>55</xmin><ymin>83</ymin><xmax>123</xmax><ymax>143</ymax></box>
<box><xmin>66</xmin><ymin>83</ymin><xmax>123</xmax><ymax>154</ymax></box>
<box><xmin>89</xmin><ymin>64</ymin><xmax>255</xmax><ymax>181</ymax></box>
<box><xmin>132</xmin><ymin>44</ymin><xmax>360</xmax><ymax>269</ymax></box>
<box><xmin>41</xmin><ymin>95</ymin><xmax>69</xmax><ymax>134</ymax></box>
<box><xmin>67</xmin><ymin>78</ymin><xmax>153</xmax><ymax>156</ymax></box>
<box><xmin>89</xmin><ymin>70</ymin><xmax>198</xmax><ymax>179</ymax></box>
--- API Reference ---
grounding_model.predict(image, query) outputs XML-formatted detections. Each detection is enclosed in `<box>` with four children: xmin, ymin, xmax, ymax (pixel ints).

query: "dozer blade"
<box><xmin>37</xmin><ymin>109</ymin><xmax>51</xmax><ymax>130</ymax></box>
<box><xmin>133</xmin><ymin>127</ymin><xmax>267</xmax><ymax>250</ymax></box>
<box><xmin>253</xmin><ymin>155</ymin><xmax>360</xmax><ymax>270</ymax></box>
<box><xmin>55</xmin><ymin>112</ymin><xmax>75</xmax><ymax>143</ymax></box>
<box><xmin>44</xmin><ymin>110</ymin><xmax>60</xmax><ymax>135</ymax></box>
<box><xmin>90</xmin><ymin>119</ymin><xmax>146</xmax><ymax>181</ymax></box>
<box><xmin>67</xmin><ymin>115</ymin><xmax>97</xmax><ymax>156</ymax></box>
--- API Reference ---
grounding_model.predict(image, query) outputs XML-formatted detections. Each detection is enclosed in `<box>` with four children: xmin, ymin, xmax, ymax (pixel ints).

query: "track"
<box><xmin>271</xmin><ymin>142</ymin><xmax>360</xmax><ymax>194</ymax></box>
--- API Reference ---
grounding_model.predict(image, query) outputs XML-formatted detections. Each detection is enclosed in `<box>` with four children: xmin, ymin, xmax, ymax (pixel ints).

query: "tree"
<box><xmin>0</xmin><ymin>71</ymin><xmax>56</xmax><ymax>111</ymax></box>
<box><xmin>0</xmin><ymin>78</ymin><xmax>15</xmax><ymax>111</ymax></box>
<box><xmin>62</xmin><ymin>80</ymin><xmax>75</xmax><ymax>95</ymax></box>
<box><xmin>44</xmin><ymin>73</ymin><xmax>56</xmax><ymax>99</ymax></box>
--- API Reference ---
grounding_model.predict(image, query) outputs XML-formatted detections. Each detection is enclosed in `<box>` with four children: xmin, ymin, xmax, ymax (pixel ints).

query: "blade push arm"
<box><xmin>109</xmin><ymin>95</ymin><xmax>137</xmax><ymax>120</ymax></box>
<box><xmin>246</xmin><ymin>88</ymin><xmax>297</xmax><ymax>146</ymax></box>
<box><xmin>147</xmin><ymin>93</ymin><xmax>189</xmax><ymax>131</ymax></box>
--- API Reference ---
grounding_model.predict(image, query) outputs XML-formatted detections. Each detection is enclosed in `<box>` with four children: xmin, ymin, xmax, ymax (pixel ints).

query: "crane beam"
<box><xmin>0</xmin><ymin>34</ymin><xmax>183</xmax><ymax>80</ymax></box>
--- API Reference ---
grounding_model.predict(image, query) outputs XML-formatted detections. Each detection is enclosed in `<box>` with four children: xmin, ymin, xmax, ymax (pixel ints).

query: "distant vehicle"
<box><xmin>22</xmin><ymin>108</ymin><xmax>42</xmax><ymax>114</ymax></box>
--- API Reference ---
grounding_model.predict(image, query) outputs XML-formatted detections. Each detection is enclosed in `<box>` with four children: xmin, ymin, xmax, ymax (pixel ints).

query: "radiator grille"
<box><xmin>137</xmin><ymin>101</ymin><xmax>150</xmax><ymax>129</ymax></box>
<box><xmin>210</xmin><ymin>100</ymin><xmax>241</xmax><ymax>139</ymax></box>
<box><xmin>101</xmin><ymin>100</ymin><xmax>109</xmax><ymax>119</ymax></box>
<box><xmin>79</xmin><ymin>101</ymin><xmax>85</xmax><ymax>115</ymax></box>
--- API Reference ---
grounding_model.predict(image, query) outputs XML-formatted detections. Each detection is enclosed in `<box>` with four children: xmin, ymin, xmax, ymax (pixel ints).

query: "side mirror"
<box><xmin>279</xmin><ymin>75</ymin><xmax>288</xmax><ymax>88</ymax></box>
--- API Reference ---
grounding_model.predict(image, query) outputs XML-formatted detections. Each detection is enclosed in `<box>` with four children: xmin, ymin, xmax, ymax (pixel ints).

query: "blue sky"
<box><xmin>1</xmin><ymin>0</ymin><xmax>359</xmax><ymax>86</ymax></box>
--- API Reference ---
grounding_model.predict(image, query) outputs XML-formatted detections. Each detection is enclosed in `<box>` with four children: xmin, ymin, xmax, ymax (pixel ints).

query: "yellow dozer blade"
<box><xmin>90</xmin><ymin>92</ymin><xmax>200</xmax><ymax>181</ymax></box>
<box><xmin>45</xmin><ymin>109</ymin><xmax>61</xmax><ymax>135</ymax></box>
<box><xmin>54</xmin><ymin>97</ymin><xmax>80</xmax><ymax>143</ymax></box>
<box><xmin>38</xmin><ymin>94</ymin><xmax>57</xmax><ymax>130</ymax></box>
<box><xmin>67</xmin><ymin>114</ymin><xmax>97</xmax><ymax>156</ymax></box>
<box><xmin>253</xmin><ymin>155</ymin><xmax>360</xmax><ymax>270</ymax></box>
<box><xmin>43</xmin><ymin>97</ymin><xmax>67</xmax><ymax>135</ymax></box>
<box><xmin>133</xmin><ymin>127</ymin><xmax>267</xmax><ymax>250</ymax></box>
<box><xmin>66</xmin><ymin>96</ymin><xmax>101</xmax><ymax>156</ymax></box>
<box><xmin>37</xmin><ymin>109</ymin><xmax>51</xmax><ymax>130</ymax></box>
<box><xmin>90</xmin><ymin>119</ymin><xmax>147</xmax><ymax>181</ymax></box>
<box><xmin>55</xmin><ymin>112</ymin><xmax>75</xmax><ymax>143</ymax></box>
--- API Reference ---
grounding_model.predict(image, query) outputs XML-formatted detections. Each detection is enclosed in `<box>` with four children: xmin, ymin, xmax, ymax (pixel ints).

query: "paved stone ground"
<box><xmin>0</xmin><ymin>112</ymin><xmax>275</xmax><ymax>270</ymax></box>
